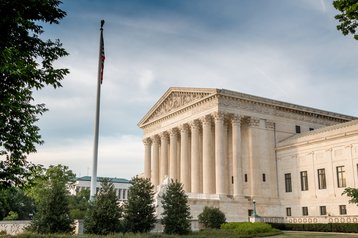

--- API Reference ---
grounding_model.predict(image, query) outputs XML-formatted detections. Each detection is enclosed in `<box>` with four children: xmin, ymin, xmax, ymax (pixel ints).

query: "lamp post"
<box><xmin>252</xmin><ymin>199</ymin><xmax>257</xmax><ymax>217</ymax></box>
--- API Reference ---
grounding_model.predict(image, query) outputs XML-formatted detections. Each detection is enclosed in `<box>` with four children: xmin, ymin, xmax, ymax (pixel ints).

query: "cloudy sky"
<box><xmin>29</xmin><ymin>0</ymin><xmax>358</xmax><ymax>179</ymax></box>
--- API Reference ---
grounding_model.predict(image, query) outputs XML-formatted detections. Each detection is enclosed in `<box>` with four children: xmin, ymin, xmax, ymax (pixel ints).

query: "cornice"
<box><xmin>139</xmin><ymin>87</ymin><xmax>356</xmax><ymax>133</ymax></box>
<box><xmin>277</xmin><ymin>120</ymin><xmax>358</xmax><ymax>151</ymax></box>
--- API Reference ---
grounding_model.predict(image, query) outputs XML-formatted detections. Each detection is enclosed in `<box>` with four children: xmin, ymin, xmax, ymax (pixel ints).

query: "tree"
<box><xmin>68</xmin><ymin>188</ymin><xmax>90</xmax><ymax>219</ymax></box>
<box><xmin>161</xmin><ymin>180</ymin><xmax>191</xmax><ymax>235</ymax></box>
<box><xmin>0</xmin><ymin>0</ymin><xmax>69</xmax><ymax>188</ymax></box>
<box><xmin>28</xmin><ymin>165</ymin><xmax>75</xmax><ymax>233</ymax></box>
<box><xmin>0</xmin><ymin>187</ymin><xmax>35</xmax><ymax>220</ymax></box>
<box><xmin>84</xmin><ymin>178</ymin><xmax>122</xmax><ymax>235</ymax></box>
<box><xmin>198</xmin><ymin>206</ymin><xmax>226</xmax><ymax>229</ymax></box>
<box><xmin>333</xmin><ymin>0</ymin><xmax>358</xmax><ymax>40</ymax></box>
<box><xmin>123</xmin><ymin>176</ymin><xmax>156</xmax><ymax>233</ymax></box>
<box><xmin>342</xmin><ymin>187</ymin><xmax>358</xmax><ymax>204</ymax></box>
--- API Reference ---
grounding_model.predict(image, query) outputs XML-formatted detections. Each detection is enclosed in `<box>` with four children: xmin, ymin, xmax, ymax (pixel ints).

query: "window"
<box><xmin>285</xmin><ymin>173</ymin><xmax>292</xmax><ymax>192</ymax></box>
<box><xmin>337</xmin><ymin>166</ymin><xmax>346</xmax><ymax>188</ymax></box>
<box><xmin>320</xmin><ymin>206</ymin><xmax>327</xmax><ymax>215</ymax></box>
<box><xmin>300</xmin><ymin>171</ymin><xmax>309</xmax><ymax>191</ymax></box>
<box><xmin>244</xmin><ymin>174</ymin><xmax>248</xmax><ymax>182</ymax></box>
<box><xmin>262</xmin><ymin>173</ymin><xmax>266</xmax><ymax>182</ymax></box>
<box><xmin>318</xmin><ymin>169</ymin><xmax>327</xmax><ymax>189</ymax></box>
<box><xmin>309</xmin><ymin>128</ymin><xmax>314</xmax><ymax>131</ymax></box>
<box><xmin>248</xmin><ymin>209</ymin><xmax>253</xmax><ymax>216</ymax></box>
<box><xmin>302</xmin><ymin>207</ymin><xmax>308</xmax><ymax>216</ymax></box>
<box><xmin>286</xmin><ymin>207</ymin><xmax>292</xmax><ymax>217</ymax></box>
<box><xmin>296</xmin><ymin>125</ymin><xmax>301</xmax><ymax>133</ymax></box>
<box><xmin>339</xmin><ymin>205</ymin><xmax>347</xmax><ymax>215</ymax></box>
<box><xmin>232</xmin><ymin>176</ymin><xmax>234</xmax><ymax>184</ymax></box>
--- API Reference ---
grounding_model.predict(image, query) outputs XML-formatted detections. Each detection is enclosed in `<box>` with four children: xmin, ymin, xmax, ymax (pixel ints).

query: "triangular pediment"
<box><xmin>138</xmin><ymin>87</ymin><xmax>217</xmax><ymax>127</ymax></box>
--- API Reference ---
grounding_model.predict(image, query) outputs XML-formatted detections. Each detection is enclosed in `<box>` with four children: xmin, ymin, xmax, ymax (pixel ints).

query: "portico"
<box><xmin>138</xmin><ymin>87</ymin><xmax>354</xmax><ymax>221</ymax></box>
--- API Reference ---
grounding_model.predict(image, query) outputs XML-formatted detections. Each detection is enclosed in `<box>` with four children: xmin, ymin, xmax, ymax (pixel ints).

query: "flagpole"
<box><xmin>90</xmin><ymin>20</ymin><xmax>105</xmax><ymax>200</ymax></box>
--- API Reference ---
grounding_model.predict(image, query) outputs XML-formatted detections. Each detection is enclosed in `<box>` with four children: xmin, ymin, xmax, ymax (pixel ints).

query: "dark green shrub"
<box><xmin>198</xmin><ymin>206</ymin><xmax>226</xmax><ymax>229</ymax></box>
<box><xmin>123</xmin><ymin>176</ymin><xmax>156</xmax><ymax>233</ymax></box>
<box><xmin>221</xmin><ymin>222</ymin><xmax>275</xmax><ymax>235</ymax></box>
<box><xmin>161</xmin><ymin>180</ymin><xmax>191</xmax><ymax>235</ymax></box>
<box><xmin>84</xmin><ymin>178</ymin><xmax>122</xmax><ymax>235</ymax></box>
<box><xmin>270</xmin><ymin>223</ymin><xmax>358</xmax><ymax>233</ymax></box>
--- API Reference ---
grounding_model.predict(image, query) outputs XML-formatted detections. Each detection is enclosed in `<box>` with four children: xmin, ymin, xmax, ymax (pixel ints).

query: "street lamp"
<box><xmin>252</xmin><ymin>199</ymin><xmax>257</xmax><ymax>217</ymax></box>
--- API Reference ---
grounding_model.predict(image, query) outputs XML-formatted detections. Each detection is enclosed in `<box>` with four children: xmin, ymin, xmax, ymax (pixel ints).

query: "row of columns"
<box><xmin>143</xmin><ymin>112</ymin><xmax>243</xmax><ymax>195</ymax></box>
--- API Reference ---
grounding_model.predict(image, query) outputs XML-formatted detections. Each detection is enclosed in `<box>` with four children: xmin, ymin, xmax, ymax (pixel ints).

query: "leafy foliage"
<box><xmin>0</xmin><ymin>187</ymin><xmax>35</xmax><ymax>220</ymax></box>
<box><xmin>221</xmin><ymin>222</ymin><xmax>275</xmax><ymax>235</ymax></box>
<box><xmin>28</xmin><ymin>165</ymin><xmax>75</xmax><ymax>233</ymax></box>
<box><xmin>342</xmin><ymin>187</ymin><xmax>358</xmax><ymax>204</ymax></box>
<box><xmin>84</xmin><ymin>178</ymin><xmax>122</xmax><ymax>235</ymax></box>
<box><xmin>333</xmin><ymin>0</ymin><xmax>358</xmax><ymax>40</ymax></box>
<box><xmin>68</xmin><ymin>188</ymin><xmax>90</xmax><ymax>219</ymax></box>
<box><xmin>123</xmin><ymin>176</ymin><xmax>156</xmax><ymax>233</ymax></box>
<box><xmin>198</xmin><ymin>206</ymin><xmax>226</xmax><ymax>229</ymax></box>
<box><xmin>0</xmin><ymin>0</ymin><xmax>69</xmax><ymax>188</ymax></box>
<box><xmin>161</xmin><ymin>180</ymin><xmax>191</xmax><ymax>235</ymax></box>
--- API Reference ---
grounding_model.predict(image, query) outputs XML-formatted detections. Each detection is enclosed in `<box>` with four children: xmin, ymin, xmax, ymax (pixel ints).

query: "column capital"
<box><xmin>169</xmin><ymin>128</ymin><xmax>179</xmax><ymax>137</ymax></box>
<box><xmin>179</xmin><ymin>124</ymin><xmax>190</xmax><ymax>133</ymax></box>
<box><xmin>143</xmin><ymin>137</ymin><xmax>152</xmax><ymax>145</ymax></box>
<box><xmin>246</xmin><ymin>117</ymin><xmax>260</xmax><ymax>127</ymax></box>
<box><xmin>200</xmin><ymin>115</ymin><xmax>212</xmax><ymax>125</ymax></box>
<box><xmin>231</xmin><ymin>114</ymin><xmax>243</xmax><ymax>125</ymax></box>
<box><xmin>159</xmin><ymin>131</ymin><xmax>169</xmax><ymax>141</ymax></box>
<box><xmin>151</xmin><ymin>135</ymin><xmax>160</xmax><ymax>144</ymax></box>
<box><xmin>189</xmin><ymin>120</ymin><xmax>201</xmax><ymax>130</ymax></box>
<box><xmin>212</xmin><ymin>112</ymin><xmax>225</xmax><ymax>122</ymax></box>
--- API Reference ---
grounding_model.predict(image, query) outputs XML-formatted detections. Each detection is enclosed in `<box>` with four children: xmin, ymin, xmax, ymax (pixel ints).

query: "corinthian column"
<box><xmin>169</xmin><ymin>128</ymin><xmax>178</xmax><ymax>180</ymax></box>
<box><xmin>201</xmin><ymin>115</ymin><xmax>215</xmax><ymax>194</ymax></box>
<box><xmin>180</xmin><ymin>124</ymin><xmax>190</xmax><ymax>192</ymax></box>
<box><xmin>160</xmin><ymin>132</ymin><xmax>169</xmax><ymax>183</ymax></box>
<box><xmin>143</xmin><ymin>138</ymin><xmax>152</xmax><ymax>179</ymax></box>
<box><xmin>214</xmin><ymin>112</ymin><xmax>226</xmax><ymax>195</ymax></box>
<box><xmin>232</xmin><ymin>115</ymin><xmax>243</xmax><ymax>197</ymax></box>
<box><xmin>151</xmin><ymin>135</ymin><xmax>160</xmax><ymax>186</ymax></box>
<box><xmin>190</xmin><ymin>120</ymin><xmax>201</xmax><ymax>193</ymax></box>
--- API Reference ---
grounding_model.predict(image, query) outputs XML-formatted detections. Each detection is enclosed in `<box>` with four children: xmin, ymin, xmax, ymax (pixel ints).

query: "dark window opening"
<box><xmin>244</xmin><ymin>174</ymin><xmax>248</xmax><ymax>182</ymax></box>
<box><xmin>320</xmin><ymin>206</ymin><xmax>327</xmax><ymax>215</ymax></box>
<box><xmin>262</xmin><ymin>173</ymin><xmax>266</xmax><ymax>182</ymax></box>
<box><xmin>296</xmin><ymin>125</ymin><xmax>301</xmax><ymax>133</ymax></box>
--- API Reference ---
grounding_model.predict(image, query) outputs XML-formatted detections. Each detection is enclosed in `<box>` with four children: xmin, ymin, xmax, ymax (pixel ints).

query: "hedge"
<box><xmin>269</xmin><ymin>223</ymin><xmax>358</xmax><ymax>233</ymax></box>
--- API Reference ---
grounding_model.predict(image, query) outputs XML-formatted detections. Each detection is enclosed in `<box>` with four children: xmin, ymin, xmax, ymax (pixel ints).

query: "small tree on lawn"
<box><xmin>29</xmin><ymin>165</ymin><xmax>75</xmax><ymax>233</ymax></box>
<box><xmin>84</xmin><ymin>178</ymin><xmax>122</xmax><ymax>235</ymax></box>
<box><xmin>123</xmin><ymin>176</ymin><xmax>156</xmax><ymax>233</ymax></box>
<box><xmin>161</xmin><ymin>180</ymin><xmax>191</xmax><ymax>235</ymax></box>
<box><xmin>198</xmin><ymin>206</ymin><xmax>226</xmax><ymax>229</ymax></box>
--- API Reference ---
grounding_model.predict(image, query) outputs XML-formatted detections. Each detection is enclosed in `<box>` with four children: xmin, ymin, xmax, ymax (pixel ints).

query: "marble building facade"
<box><xmin>138</xmin><ymin>87</ymin><xmax>357</xmax><ymax>221</ymax></box>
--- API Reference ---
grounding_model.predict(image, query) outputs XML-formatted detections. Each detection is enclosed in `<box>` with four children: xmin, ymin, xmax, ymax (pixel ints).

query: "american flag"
<box><xmin>100</xmin><ymin>30</ymin><xmax>105</xmax><ymax>84</ymax></box>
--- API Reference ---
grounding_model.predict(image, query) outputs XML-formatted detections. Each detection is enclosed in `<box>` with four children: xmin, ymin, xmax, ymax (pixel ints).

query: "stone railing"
<box><xmin>0</xmin><ymin>220</ymin><xmax>84</xmax><ymax>236</ymax></box>
<box><xmin>286</xmin><ymin>216</ymin><xmax>358</xmax><ymax>224</ymax></box>
<box><xmin>0</xmin><ymin>220</ymin><xmax>30</xmax><ymax>235</ymax></box>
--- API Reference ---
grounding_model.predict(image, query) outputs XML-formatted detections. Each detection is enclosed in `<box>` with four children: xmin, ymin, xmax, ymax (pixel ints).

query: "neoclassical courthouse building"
<box><xmin>138</xmin><ymin>87</ymin><xmax>358</xmax><ymax>222</ymax></box>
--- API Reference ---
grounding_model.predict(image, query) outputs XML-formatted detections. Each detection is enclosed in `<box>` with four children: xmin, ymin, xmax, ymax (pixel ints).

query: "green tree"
<box><xmin>198</xmin><ymin>206</ymin><xmax>226</xmax><ymax>229</ymax></box>
<box><xmin>333</xmin><ymin>0</ymin><xmax>358</xmax><ymax>40</ymax></box>
<box><xmin>161</xmin><ymin>180</ymin><xmax>191</xmax><ymax>235</ymax></box>
<box><xmin>68</xmin><ymin>188</ymin><xmax>90</xmax><ymax>219</ymax></box>
<box><xmin>28</xmin><ymin>165</ymin><xmax>75</xmax><ymax>233</ymax></box>
<box><xmin>0</xmin><ymin>0</ymin><xmax>69</xmax><ymax>188</ymax></box>
<box><xmin>0</xmin><ymin>187</ymin><xmax>35</xmax><ymax>220</ymax></box>
<box><xmin>123</xmin><ymin>176</ymin><xmax>156</xmax><ymax>233</ymax></box>
<box><xmin>84</xmin><ymin>178</ymin><xmax>122</xmax><ymax>235</ymax></box>
<box><xmin>342</xmin><ymin>187</ymin><xmax>358</xmax><ymax>204</ymax></box>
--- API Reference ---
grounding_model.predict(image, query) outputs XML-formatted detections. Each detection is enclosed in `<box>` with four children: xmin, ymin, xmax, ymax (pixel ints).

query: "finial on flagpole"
<box><xmin>101</xmin><ymin>20</ymin><xmax>105</xmax><ymax>29</ymax></box>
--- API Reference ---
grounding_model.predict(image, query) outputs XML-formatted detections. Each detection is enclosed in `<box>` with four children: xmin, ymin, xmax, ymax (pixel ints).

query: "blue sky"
<box><xmin>29</xmin><ymin>0</ymin><xmax>358</xmax><ymax>179</ymax></box>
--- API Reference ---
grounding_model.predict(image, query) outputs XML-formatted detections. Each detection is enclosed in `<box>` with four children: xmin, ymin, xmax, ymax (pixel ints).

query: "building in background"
<box><xmin>138</xmin><ymin>87</ymin><xmax>358</xmax><ymax>222</ymax></box>
<box><xmin>70</xmin><ymin>176</ymin><xmax>131</xmax><ymax>202</ymax></box>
